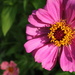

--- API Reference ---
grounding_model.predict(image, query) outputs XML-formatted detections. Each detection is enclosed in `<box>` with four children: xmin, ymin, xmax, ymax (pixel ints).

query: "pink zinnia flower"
<box><xmin>24</xmin><ymin>0</ymin><xmax>75</xmax><ymax>72</ymax></box>
<box><xmin>1</xmin><ymin>61</ymin><xmax>19</xmax><ymax>75</ymax></box>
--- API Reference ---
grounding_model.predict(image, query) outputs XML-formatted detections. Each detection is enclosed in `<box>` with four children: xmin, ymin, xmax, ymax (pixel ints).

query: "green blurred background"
<box><xmin>0</xmin><ymin>0</ymin><xmax>75</xmax><ymax>75</ymax></box>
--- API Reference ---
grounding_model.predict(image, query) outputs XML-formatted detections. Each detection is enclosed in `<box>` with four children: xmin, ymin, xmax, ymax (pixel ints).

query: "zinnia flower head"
<box><xmin>24</xmin><ymin>0</ymin><xmax>75</xmax><ymax>72</ymax></box>
<box><xmin>1</xmin><ymin>61</ymin><xmax>19</xmax><ymax>75</ymax></box>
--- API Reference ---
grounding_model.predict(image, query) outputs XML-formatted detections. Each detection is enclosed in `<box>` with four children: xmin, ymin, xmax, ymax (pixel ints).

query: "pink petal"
<box><xmin>32</xmin><ymin>49</ymin><xmax>38</xmax><ymax>56</ymax></box>
<box><xmin>3</xmin><ymin>71</ymin><xmax>9</xmax><ymax>75</ymax></box>
<box><xmin>26</xmin><ymin>24</ymin><xmax>49</xmax><ymax>36</ymax></box>
<box><xmin>65</xmin><ymin>0</ymin><xmax>75</xmax><ymax>27</ymax></box>
<box><xmin>45</xmin><ymin>0</ymin><xmax>62</xmax><ymax>22</ymax></box>
<box><xmin>69</xmin><ymin>41</ymin><xmax>75</xmax><ymax>71</ymax></box>
<box><xmin>71</xmin><ymin>21</ymin><xmax>75</xmax><ymax>28</ymax></box>
<box><xmin>26</xmin><ymin>35</ymin><xmax>33</xmax><ymax>40</ymax></box>
<box><xmin>13</xmin><ymin>68</ymin><xmax>19</xmax><ymax>75</ymax></box>
<box><xmin>9</xmin><ymin>61</ymin><xmax>17</xmax><ymax>67</ymax></box>
<box><xmin>34</xmin><ymin>44</ymin><xmax>55</xmax><ymax>63</ymax></box>
<box><xmin>28</xmin><ymin>10</ymin><xmax>48</xmax><ymax>27</ymax></box>
<box><xmin>70</xmin><ymin>41</ymin><xmax>75</xmax><ymax>60</ymax></box>
<box><xmin>24</xmin><ymin>36</ymin><xmax>49</xmax><ymax>53</ymax></box>
<box><xmin>1</xmin><ymin>61</ymin><xmax>9</xmax><ymax>70</ymax></box>
<box><xmin>41</xmin><ymin>45</ymin><xmax>58</xmax><ymax>70</ymax></box>
<box><xmin>60</xmin><ymin>46</ymin><xmax>75</xmax><ymax>72</ymax></box>
<box><xmin>36</xmin><ymin>8</ymin><xmax>54</xmax><ymax>24</ymax></box>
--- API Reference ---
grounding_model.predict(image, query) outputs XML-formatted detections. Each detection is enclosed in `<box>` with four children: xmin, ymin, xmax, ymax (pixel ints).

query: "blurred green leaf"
<box><xmin>23</xmin><ymin>0</ymin><xmax>28</xmax><ymax>11</ymax></box>
<box><xmin>72</xmin><ymin>72</ymin><xmax>75</xmax><ymax>75</ymax></box>
<box><xmin>1</xmin><ymin>6</ymin><xmax>17</xmax><ymax>36</ymax></box>
<box><xmin>31</xmin><ymin>0</ymin><xmax>46</xmax><ymax>9</ymax></box>
<box><xmin>56</xmin><ymin>71</ymin><xmax>70</xmax><ymax>75</ymax></box>
<box><xmin>3</xmin><ymin>0</ymin><xmax>17</xmax><ymax>6</ymax></box>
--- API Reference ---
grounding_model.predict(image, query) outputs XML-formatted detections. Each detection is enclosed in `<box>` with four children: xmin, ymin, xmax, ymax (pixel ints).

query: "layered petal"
<box><xmin>26</xmin><ymin>24</ymin><xmax>49</xmax><ymax>36</ymax></box>
<box><xmin>60</xmin><ymin>46</ymin><xmax>75</xmax><ymax>72</ymax></box>
<box><xmin>65</xmin><ymin>0</ymin><xmax>75</xmax><ymax>27</ymax></box>
<box><xmin>28</xmin><ymin>10</ymin><xmax>48</xmax><ymax>27</ymax></box>
<box><xmin>71</xmin><ymin>21</ymin><xmax>75</xmax><ymax>29</ymax></box>
<box><xmin>36</xmin><ymin>8</ymin><xmax>54</xmax><ymax>24</ymax></box>
<box><xmin>45</xmin><ymin>0</ymin><xmax>62</xmax><ymax>22</ymax></box>
<box><xmin>69</xmin><ymin>40</ymin><xmax>75</xmax><ymax>71</ymax></box>
<box><xmin>13</xmin><ymin>68</ymin><xmax>19</xmax><ymax>75</ymax></box>
<box><xmin>26</xmin><ymin>24</ymin><xmax>49</xmax><ymax>40</ymax></box>
<box><xmin>9</xmin><ymin>61</ymin><xmax>17</xmax><ymax>67</ymax></box>
<box><xmin>34</xmin><ymin>44</ymin><xmax>55</xmax><ymax>63</ymax></box>
<box><xmin>24</xmin><ymin>36</ymin><xmax>49</xmax><ymax>53</ymax></box>
<box><xmin>70</xmin><ymin>41</ymin><xmax>75</xmax><ymax>60</ymax></box>
<box><xmin>3</xmin><ymin>71</ymin><xmax>9</xmax><ymax>75</ymax></box>
<box><xmin>26</xmin><ymin>35</ymin><xmax>33</xmax><ymax>40</ymax></box>
<box><xmin>1</xmin><ymin>61</ymin><xmax>9</xmax><ymax>70</ymax></box>
<box><xmin>41</xmin><ymin>45</ymin><xmax>58</xmax><ymax>70</ymax></box>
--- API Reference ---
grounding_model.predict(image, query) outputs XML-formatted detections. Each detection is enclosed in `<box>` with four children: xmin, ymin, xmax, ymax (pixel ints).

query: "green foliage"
<box><xmin>0</xmin><ymin>0</ymin><xmax>75</xmax><ymax>75</ymax></box>
<box><xmin>31</xmin><ymin>0</ymin><xmax>46</xmax><ymax>9</ymax></box>
<box><xmin>1</xmin><ymin>6</ymin><xmax>17</xmax><ymax>36</ymax></box>
<box><xmin>23</xmin><ymin>0</ymin><xmax>28</xmax><ymax>11</ymax></box>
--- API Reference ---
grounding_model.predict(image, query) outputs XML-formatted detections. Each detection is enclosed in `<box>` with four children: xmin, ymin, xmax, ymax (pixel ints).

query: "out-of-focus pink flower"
<box><xmin>24</xmin><ymin>0</ymin><xmax>75</xmax><ymax>72</ymax></box>
<box><xmin>1</xmin><ymin>61</ymin><xmax>19</xmax><ymax>75</ymax></box>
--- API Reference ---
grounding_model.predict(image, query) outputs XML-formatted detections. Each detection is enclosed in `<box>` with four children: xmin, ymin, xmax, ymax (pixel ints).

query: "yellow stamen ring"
<box><xmin>48</xmin><ymin>20</ymin><xmax>74</xmax><ymax>47</ymax></box>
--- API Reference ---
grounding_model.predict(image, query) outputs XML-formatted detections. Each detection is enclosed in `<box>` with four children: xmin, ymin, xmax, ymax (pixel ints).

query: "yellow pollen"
<box><xmin>48</xmin><ymin>20</ymin><xmax>74</xmax><ymax>47</ymax></box>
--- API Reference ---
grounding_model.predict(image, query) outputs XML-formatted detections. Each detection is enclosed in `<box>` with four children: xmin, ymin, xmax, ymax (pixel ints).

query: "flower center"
<box><xmin>48</xmin><ymin>20</ymin><xmax>74</xmax><ymax>46</ymax></box>
<box><xmin>54</xmin><ymin>28</ymin><xmax>65</xmax><ymax>41</ymax></box>
<box><xmin>8</xmin><ymin>67</ymin><xmax>14</xmax><ymax>73</ymax></box>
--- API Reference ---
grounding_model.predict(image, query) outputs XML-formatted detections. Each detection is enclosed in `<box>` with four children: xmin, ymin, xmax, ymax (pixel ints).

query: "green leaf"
<box><xmin>3</xmin><ymin>0</ymin><xmax>17</xmax><ymax>6</ymax></box>
<box><xmin>1</xmin><ymin>6</ymin><xmax>17</xmax><ymax>36</ymax></box>
<box><xmin>72</xmin><ymin>72</ymin><xmax>75</xmax><ymax>75</ymax></box>
<box><xmin>23</xmin><ymin>0</ymin><xmax>28</xmax><ymax>11</ymax></box>
<box><xmin>31</xmin><ymin>0</ymin><xmax>46</xmax><ymax>9</ymax></box>
<box><xmin>56</xmin><ymin>71</ymin><xmax>70</xmax><ymax>75</ymax></box>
